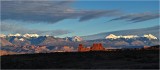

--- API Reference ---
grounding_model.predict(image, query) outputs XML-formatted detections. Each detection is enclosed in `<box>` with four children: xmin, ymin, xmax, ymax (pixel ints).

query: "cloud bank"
<box><xmin>2</xmin><ymin>1</ymin><xmax>158</xmax><ymax>23</ymax></box>
<box><xmin>1</xmin><ymin>1</ymin><xmax>120</xmax><ymax>23</ymax></box>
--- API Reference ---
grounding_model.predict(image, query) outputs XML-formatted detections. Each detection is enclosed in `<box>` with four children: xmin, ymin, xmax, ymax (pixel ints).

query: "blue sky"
<box><xmin>1</xmin><ymin>0</ymin><xmax>159</xmax><ymax>38</ymax></box>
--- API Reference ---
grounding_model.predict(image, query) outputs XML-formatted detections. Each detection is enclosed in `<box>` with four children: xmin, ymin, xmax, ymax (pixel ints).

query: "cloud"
<box><xmin>109</xmin><ymin>12</ymin><xmax>160</xmax><ymax>23</ymax></box>
<box><xmin>0</xmin><ymin>22</ymin><xmax>72</xmax><ymax>36</ymax></box>
<box><xmin>1</xmin><ymin>1</ymin><xmax>121</xmax><ymax>23</ymax></box>
<box><xmin>79</xmin><ymin>10</ymin><xmax>122</xmax><ymax>22</ymax></box>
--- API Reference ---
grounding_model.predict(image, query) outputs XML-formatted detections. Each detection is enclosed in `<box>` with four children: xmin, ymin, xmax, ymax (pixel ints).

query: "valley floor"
<box><xmin>1</xmin><ymin>50</ymin><xmax>159</xmax><ymax>69</ymax></box>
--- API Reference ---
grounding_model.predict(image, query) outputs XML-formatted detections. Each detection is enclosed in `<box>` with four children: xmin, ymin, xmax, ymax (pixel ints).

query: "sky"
<box><xmin>1</xmin><ymin>0</ymin><xmax>159</xmax><ymax>38</ymax></box>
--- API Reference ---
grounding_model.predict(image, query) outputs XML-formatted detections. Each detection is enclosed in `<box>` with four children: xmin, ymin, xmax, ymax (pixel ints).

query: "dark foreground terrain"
<box><xmin>1</xmin><ymin>50</ymin><xmax>159</xmax><ymax>69</ymax></box>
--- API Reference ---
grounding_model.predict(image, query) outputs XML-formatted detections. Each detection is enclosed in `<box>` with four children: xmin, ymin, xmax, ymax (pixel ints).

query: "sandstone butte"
<box><xmin>78</xmin><ymin>43</ymin><xmax>105</xmax><ymax>52</ymax></box>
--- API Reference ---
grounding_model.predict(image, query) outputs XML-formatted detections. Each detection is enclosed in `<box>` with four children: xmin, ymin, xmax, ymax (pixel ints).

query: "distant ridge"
<box><xmin>81</xmin><ymin>26</ymin><xmax>159</xmax><ymax>40</ymax></box>
<box><xmin>0</xmin><ymin>38</ymin><xmax>13</xmax><ymax>46</ymax></box>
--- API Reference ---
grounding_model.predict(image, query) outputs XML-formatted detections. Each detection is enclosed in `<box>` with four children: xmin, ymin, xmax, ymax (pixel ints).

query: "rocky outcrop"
<box><xmin>78</xmin><ymin>44</ymin><xmax>90</xmax><ymax>52</ymax></box>
<box><xmin>78</xmin><ymin>43</ymin><xmax>105</xmax><ymax>52</ymax></box>
<box><xmin>90</xmin><ymin>43</ymin><xmax>105</xmax><ymax>51</ymax></box>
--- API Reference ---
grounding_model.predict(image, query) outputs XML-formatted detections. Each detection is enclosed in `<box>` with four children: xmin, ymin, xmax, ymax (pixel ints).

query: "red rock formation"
<box><xmin>31</xmin><ymin>45</ymin><xmax>36</xmax><ymax>49</ymax></box>
<box><xmin>78</xmin><ymin>44</ymin><xmax>90</xmax><ymax>52</ymax></box>
<box><xmin>62</xmin><ymin>46</ymin><xmax>74</xmax><ymax>52</ymax></box>
<box><xmin>78</xmin><ymin>44</ymin><xmax>83</xmax><ymax>52</ymax></box>
<box><xmin>144</xmin><ymin>46</ymin><xmax>150</xmax><ymax>49</ymax></box>
<box><xmin>90</xmin><ymin>43</ymin><xmax>105</xmax><ymax>51</ymax></box>
<box><xmin>78</xmin><ymin>43</ymin><xmax>105</xmax><ymax>52</ymax></box>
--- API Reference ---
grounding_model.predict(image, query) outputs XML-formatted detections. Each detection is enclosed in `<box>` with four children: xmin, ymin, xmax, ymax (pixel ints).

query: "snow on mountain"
<box><xmin>23</xmin><ymin>34</ymin><xmax>39</xmax><ymax>38</ymax></box>
<box><xmin>72</xmin><ymin>36</ymin><xmax>83</xmax><ymax>42</ymax></box>
<box><xmin>0</xmin><ymin>34</ymin><xmax>6</xmax><ymax>38</ymax></box>
<box><xmin>81</xmin><ymin>26</ymin><xmax>159</xmax><ymax>40</ymax></box>
<box><xmin>64</xmin><ymin>37</ymin><xmax>72</xmax><ymax>41</ymax></box>
<box><xmin>64</xmin><ymin>36</ymin><xmax>83</xmax><ymax>42</ymax></box>
<box><xmin>106</xmin><ymin>34</ymin><xmax>119</xmax><ymax>39</ymax></box>
<box><xmin>5</xmin><ymin>33</ymin><xmax>40</xmax><ymax>38</ymax></box>
<box><xmin>45</xmin><ymin>35</ymin><xmax>49</xmax><ymax>37</ymax></box>
<box><xmin>106</xmin><ymin>34</ymin><xmax>157</xmax><ymax>40</ymax></box>
<box><xmin>143</xmin><ymin>34</ymin><xmax>157</xmax><ymax>40</ymax></box>
<box><xmin>123</xmin><ymin>35</ymin><xmax>139</xmax><ymax>39</ymax></box>
<box><xmin>19</xmin><ymin>38</ymin><xmax>25</xmax><ymax>41</ymax></box>
<box><xmin>8</xmin><ymin>34</ymin><xmax>14</xmax><ymax>37</ymax></box>
<box><xmin>106</xmin><ymin>34</ymin><xmax>138</xmax><ymax>39</ymax></box>
<box><xmin>11</xmin><ymin>37</ymin><xmax>31</xmax><ymax>46</ymax></box>
<box><xmin>14</xmin><ymin>33</ymin><xmax>21</xmax><ymax>36</ymax></box>
<box><xmin>8</xmin><ymin>33</ymin><xmax>21</xmax><ymax>37</ymax></box>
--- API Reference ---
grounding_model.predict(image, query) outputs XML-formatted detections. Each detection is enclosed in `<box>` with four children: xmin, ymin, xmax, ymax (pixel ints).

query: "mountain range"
<box><xmin>81</xmin><ymin>26</ymin><xmax>159</xmax><ymax>40</ymax></box>
<box><xmin>0</xmin><ymin>26</ymin><xmax>159</xmax><ymax>54</ymax></box>
<box><xmin>1</xmin><ymin>34</ymin><xmax>159</xmax><ymax>48</ymax></box>
<box><xmin>0</xmin><ymin>36</ymin><xmax>83</xmax><ymax>47</ymax></box>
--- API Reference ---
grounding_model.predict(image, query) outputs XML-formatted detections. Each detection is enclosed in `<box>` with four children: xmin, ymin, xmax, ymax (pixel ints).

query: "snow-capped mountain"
<box><xmin>72</xmin><ymin>36</ymin><xmax>83</xmax><ymax>42</ymax></box>
<box><xmin>8</xmin><ymin>33</ymin><xmax>21</xmax><ymax>37</ymax></box>
<box><xmin>81</xmin><ymin>26</ymin><xmax>159</xmax><ymax>40</ymax></box>
<box><xmin>0</xmin><ymin>33</ymin><xmax>40</xmax><ymax>38</ymax></box>
<box><xmin>105</xmin><ymin>34</ymin><xmax>157</xmax><ymax>40</ymax></box>
<box><xmin>64</xmin><ymin>36</ymin><xmax>83</xmax><ymax>42</ymax></box>
<box><xmin>10</xmin><ymin>37</ymin><xmax>31</xmax><ymax>46</ymax></box>
<box><xmin>23</xmin><ymin>33</ymin><xmax>39</xmax><ymax>38</ymax></box>
<box><xmin>143</xmin><ymin>34</ymin><xmax>157</xmax><ymax>40</ymax></box>
<box><xmin>0</xmin><ymin>34</ymin><xmax>159</xmax><ymax>53</ymax></box>
<box><xmin>19</xmin><ymin>38</ymin><xmax>25</xmax><ymax>41</ymax></box>
<box><xmin>0</xmin><ymin>34</ymin><xmax>6</xmax><ymax>38</ymax></box>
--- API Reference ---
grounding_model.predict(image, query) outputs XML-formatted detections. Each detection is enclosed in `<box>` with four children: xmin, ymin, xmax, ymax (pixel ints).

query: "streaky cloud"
<box><xmin>79</xmin><ymin>10</ymin><xmax>122</xmax><ymax>22</ymax></box>
<box><xmin>109</xmin><ymin>12</ymin><xmax>160</xmax><ymax>23</ymax></box>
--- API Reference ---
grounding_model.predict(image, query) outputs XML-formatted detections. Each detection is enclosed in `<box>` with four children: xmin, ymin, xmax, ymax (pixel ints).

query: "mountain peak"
<box><xmin>106</xmin><ymin>34</ymin><xmax>139</xmax><ymax>39</ymax></box>
<box><xmin>72</xmin><ymin>36</ymin><xmax>83</xmax><ymax>42</ymax></box>
<box><xmin>8</xmin><ymin>33</ymin><xmax>21</xmax><ymax>37</ymax></box>
<box><xmin>105</xmin><ymin>34</ymin><xmax>117</xmax><ymax>39</ymax></box>
<box><xmin>106</xmin><ymin>34</ymin><xmax>157</xmax><ymax>39</ymax></box>
<box><xmin>2</xmin><ymin>33</ymin><xmax>40</xmax><ymax>38</ymax></box>
<box><xmin>0</xmin><ymin>34</ymin><xmax>6</xmax><ymax>38</ymax></box>
<box><xmin>143</xmin><ymin>34</ymin><xmax>157</xmax><ymax>40</ymax></box>
<box><xmin>23</xmin><ymin>33</ymin><xmax>39</xmax><ymax>38</ymax></box>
